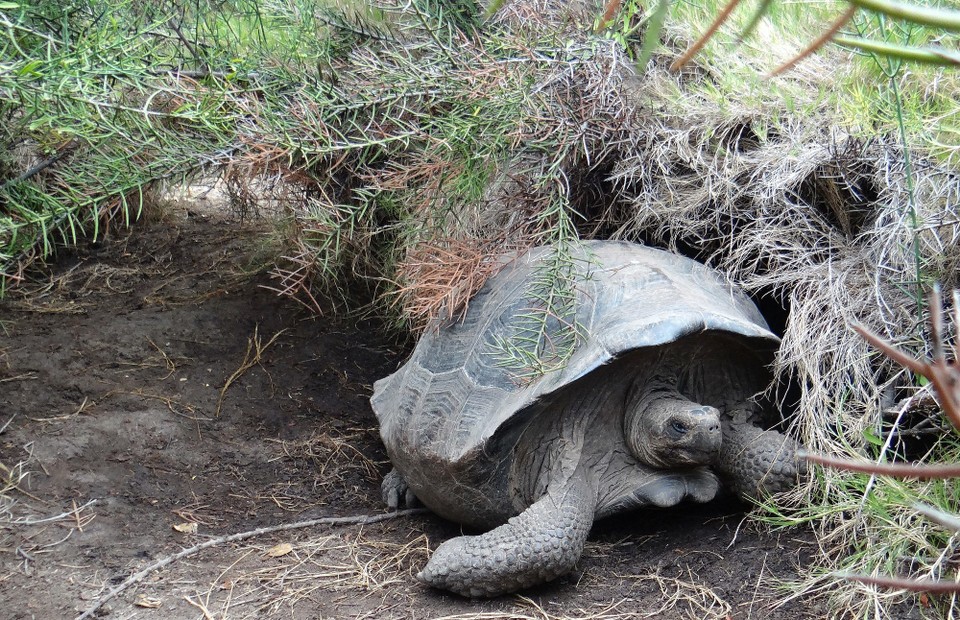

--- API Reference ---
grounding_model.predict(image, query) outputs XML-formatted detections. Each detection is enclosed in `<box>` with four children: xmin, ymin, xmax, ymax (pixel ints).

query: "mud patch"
<box><xmin>1</xmin><ymin>207</ymin><xmax>823</xmax><ymax>619</ymax></box>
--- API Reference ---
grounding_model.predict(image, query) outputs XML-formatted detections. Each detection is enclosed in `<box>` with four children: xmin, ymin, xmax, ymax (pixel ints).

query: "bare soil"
<box><xmin>1</xmin><ymin>204</ymin><xmax>825</xmax><ymax>619</ymax></box>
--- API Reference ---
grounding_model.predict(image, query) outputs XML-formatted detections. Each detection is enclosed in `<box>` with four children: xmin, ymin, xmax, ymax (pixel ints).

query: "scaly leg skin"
<box><xmin>417</xmin><ymin>478</ymin><xmax>594</xmax><ymax>598</ymax></box>
<box><xmin>718</xmin><ymin>422</ymin><xmax>806</xmax><ymax>501</ymax></box>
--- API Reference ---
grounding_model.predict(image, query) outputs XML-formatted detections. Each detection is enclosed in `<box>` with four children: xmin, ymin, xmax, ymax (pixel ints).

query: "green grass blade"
<box><xmin>635</xmin><ymin>0</ymin><xmax>670</xmax><ymax>72</ymax></box>
<box><xmin>847</xmin><ymin>0</ymin><xmax>960</xmax><ymax>31</ymax></box>
<box><xmin>833</xmin><ymin>34</ymin><xmax>960</xmax><ymax>66</ymax></box>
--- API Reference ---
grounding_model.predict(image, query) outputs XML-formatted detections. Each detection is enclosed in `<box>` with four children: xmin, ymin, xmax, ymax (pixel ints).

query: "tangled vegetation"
<box><xmin>3</xmin><ymin>0</ymin><xmax>960</xmax><ymax>617</ymax></box>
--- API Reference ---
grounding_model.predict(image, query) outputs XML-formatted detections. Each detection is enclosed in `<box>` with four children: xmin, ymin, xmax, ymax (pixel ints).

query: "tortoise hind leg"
<box><xmin>417</xmin><ymin>478</ymin><xmax>594</xmax><ymax>598</ymax></box>
<box><xmin>381</xmin><ymin>468</ymin><xmax>421</xmax><ymax>510</ymax></box>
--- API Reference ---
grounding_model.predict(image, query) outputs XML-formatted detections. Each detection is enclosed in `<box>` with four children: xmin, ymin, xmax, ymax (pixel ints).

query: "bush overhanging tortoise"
<box><xmin>371</xmin><ymin>241</ymin><xmax>804</xmax><ymax>598</ymax></box>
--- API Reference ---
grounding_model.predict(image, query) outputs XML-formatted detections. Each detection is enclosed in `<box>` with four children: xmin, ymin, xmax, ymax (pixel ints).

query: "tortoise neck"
<box><xmin>509</xmin><ymin>374</ymin><xmax>624</xmax><ymax>511</ymax></box>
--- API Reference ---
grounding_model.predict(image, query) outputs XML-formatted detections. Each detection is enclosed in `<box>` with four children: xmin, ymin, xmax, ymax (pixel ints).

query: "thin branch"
<box><xmin>854</xmin><ymin>323</ymin><xmax>960</xmax><ymax>430</ymax></box>
<box><xmin>837</xmin><ymin>572</ymin><xmax>960</xmax><ymax>593</ymax></box>
<box><xmin>767</xmin><ymin>6</ymin><xmax>857</xmax><ymax>77</ymax></box>
<box><xmin>801</xmin><ymin>451</ymin><xmax>960</xmax><ymax>480</ymax></box>
<box><xmin>930</xmin><ymin>285</ymin><xmax>946</xmax><ymax>364</ymax></box>
<box><xmin>669</xmin><ymin>0</ymin><xmax>744</xmax><ymax>72</ymax></box>
<box><xmin>595</xmin><ymin>0</ymin><xmax>623</xmax><ymax>32</ymax></box>
<box><xmin>845</xmin><ymin>0</ymin><xmax>960</xmax><ymax>30</ymax></box>
<box><xmin>833</xmin><ymin>35</ymin><xmax>960</xmax><ymax>67</ymax></box>
<box><xmin>0</xmin><ymin>413</ymin><xmax>16</xmax><ymax>435</ymax></box>
<box><xmin>914</xmin><ymin>502</ymin><xmax>960</xmax><ymax>534</ymax></box>
<box><xmin>10</xmin><ymin>499</ymin><xmax>98</xmax><ymax>526</ymax></box>
<box><xmin>166</xmin><ymin>18</ymin><xmax>208</xmax><ymax>72</ymax></box>
<box><xmin>74</xmin><ymin>508</ymin><xmax>427</xmax><ymax>620</ymax></box>
<box><xmin>4</xmin><ymin>140</ymin><xmax>80</xmax><ymax>187</ymax></box>
<box><xmin>215</xmin><ymin>326</ymin><xmax>287</xmax><ymax>416</ymax></box>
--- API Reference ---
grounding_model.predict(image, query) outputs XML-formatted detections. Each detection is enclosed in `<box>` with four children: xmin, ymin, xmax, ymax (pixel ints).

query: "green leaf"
<box><xmin>863</xmin><ymin>427</ymin><xmax>885</xmax><ymax>447</ymax></box>
<box><xmin>847</xmin><ymin>0</ymin><xmax>960</xmax><ymax>31</ymax></box>
<box><xmin>17</xmin><ymin>60</ymin><xmax>43</xmax><ymax>77</ymax></box>
<box><xmin>635</xmin><ymin>0</ymin><xmax>670</xmax><ymax>73</ymax></box>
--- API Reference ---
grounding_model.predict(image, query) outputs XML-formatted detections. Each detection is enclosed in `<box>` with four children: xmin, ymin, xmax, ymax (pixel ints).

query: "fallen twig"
<box><xmin>73</xmin><ymin>508</ymin><xmax>427</xmax><ymax>620</ymax></box>
<box><xmin>0</xmin><ymin>374</ymin><xmax>38</xmax><ymax>383</ymax></box>
<box><xmin>0</xmin><ymin>413</ymin><xmax>16</xmax><ymax>434</ymax></box>
<box><xmin>11</xmin><ymin>498</ymin><xmax>98</xmax><ymax>526</ymax></box>
<box><xmin>184</xmin><ymin>593</ymin><xmax>217</xmax><ymax>619</ymax></box>
<box><xmin>216</xmin><ymin>325</ymin><xmax>287</xmax><ymax>416</ymax></box>
<box><xmin>837</xmin><ymin>572</ymin><xmax>960</xmax><ymax>593</ymax></box>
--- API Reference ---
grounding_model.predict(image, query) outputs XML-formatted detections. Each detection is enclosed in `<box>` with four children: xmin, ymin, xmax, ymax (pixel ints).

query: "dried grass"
<box><xmin>630</xmin><ymin>570</ymin><xmax>733</xmax><ymax>619</ymax></box>
<box><xmin>268</xmin><ymin>425</ymin><xmax>382</xmax><ymax>490</ymax></box>
<box><xmin>393</xmin><ymin>237</ymin><xmax>527</xmax><ymax>330</ymax></box>
<box><xmin>611</xmin><ymin>113</ymin><xmax>960</xmax><ymax>448</ymax></box>
<box><xmin>603</xmin><ymin>69</ymin><xmax>960</xmax><ymax>615</ymax></box>
<box><xmin>2</xmin><ymin>262</ymin><xmax>139</xmax><ymax>314</ymax></box>
<box><xmin>0</xmin><ymin>458</ymin><xmax>29</xmax><ymax>521</ymax></box>
<box><xmin>216</xmin><ymin>325</ymin><xmax>287</xmax><ymax>416</ymax></box>
<box><xmin>429</xmin><ymin>597</ymin><xmax>636</xmax><ymax>620</ymax></box>
<box><xmin>1</xmin><ymin>439</ymin><xmax>98</xmax><ymax>578</ymax></box>
<box><xmin>202</xmin><ymin>531</ymin><xmax>430</xmax><ymax>618</ymax></box>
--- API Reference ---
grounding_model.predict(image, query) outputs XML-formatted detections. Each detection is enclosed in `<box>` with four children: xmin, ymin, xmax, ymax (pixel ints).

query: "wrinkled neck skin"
<box><xmin>624</xmin><ymin>379</ymin><xmax>678</xmax><ymax>467</ymax></box>
<box><xmin>509</xmin><ymin>350</ymin><xmax>717</xmax><ymax>513</ymax></box>
<box><xmin>510</xmin><ymin>375</ymin><xmax>622</xmax><ymax>512</ymax></box>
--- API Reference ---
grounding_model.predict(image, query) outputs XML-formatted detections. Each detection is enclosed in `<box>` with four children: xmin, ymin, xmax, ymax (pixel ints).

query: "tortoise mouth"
<box><xmin>644</xmin><ymin>428</ymin><xmax>721</xmax><ymax>468</ymax></box>
<box><xmin>671</xmin><ymin>438</ymin><xmax>723</xmax><ymax>467</ymax></box>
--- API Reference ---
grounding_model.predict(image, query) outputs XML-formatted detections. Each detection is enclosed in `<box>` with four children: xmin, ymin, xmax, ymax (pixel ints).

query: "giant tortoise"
<box><xmin>371</xmin><ymin>241</ymin><xmax>803</xmax><ymax>597</ymax></box>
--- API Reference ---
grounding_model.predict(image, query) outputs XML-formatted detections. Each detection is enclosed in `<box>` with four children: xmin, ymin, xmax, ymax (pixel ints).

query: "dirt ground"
<box><xmin>0</xmin><ymin>200</ymin><xmax>829</xmax><ymax>620</ymax></box>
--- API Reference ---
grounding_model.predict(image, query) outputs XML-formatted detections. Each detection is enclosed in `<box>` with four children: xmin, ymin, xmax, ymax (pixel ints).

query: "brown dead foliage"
<box><xmin>393</xmin><ymin>237</ymin><xmax>530</xmax><ymax>332</ymax></box>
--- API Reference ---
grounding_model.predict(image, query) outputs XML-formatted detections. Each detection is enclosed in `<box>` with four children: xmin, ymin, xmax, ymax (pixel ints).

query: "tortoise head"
<box><xmin>623</xmin><ymin>391</ymin><xmax>722</xmax><ymax>469</ymax></box>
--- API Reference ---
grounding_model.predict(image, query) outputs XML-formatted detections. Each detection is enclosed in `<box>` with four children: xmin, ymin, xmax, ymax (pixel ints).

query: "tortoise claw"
<box><xmin>382</xmin><ymin>468</ymin><xmax>421</xmax><ymax>510</ymax></box>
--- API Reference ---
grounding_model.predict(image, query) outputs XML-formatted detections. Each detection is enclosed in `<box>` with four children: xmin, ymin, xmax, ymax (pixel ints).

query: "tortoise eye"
<box><xmin>670</xmin><ymin>420</ymin><xmax>688</xmax><ymax>435</ymax></box>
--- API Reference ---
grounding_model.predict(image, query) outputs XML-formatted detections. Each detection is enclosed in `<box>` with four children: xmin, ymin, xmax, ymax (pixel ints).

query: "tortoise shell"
<box><xmin>371</xmin><ymin>241</ymin><xmax>778</xmax><ymax>522</ymax></box>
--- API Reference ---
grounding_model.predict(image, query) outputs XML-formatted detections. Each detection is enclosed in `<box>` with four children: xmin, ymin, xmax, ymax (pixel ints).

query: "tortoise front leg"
<box><xmin>717</xmin><ymin>420</ymin><xmax>806</xmax><ymax>500</ymax></box>
<box><xmin>417</xmin><ymin>477</ymin><xmax>594</xmax><ymax>598</ymax></box>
